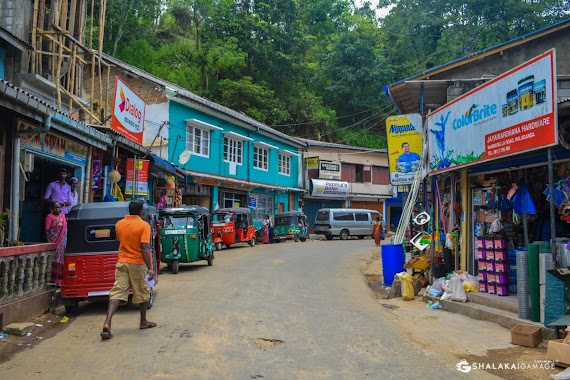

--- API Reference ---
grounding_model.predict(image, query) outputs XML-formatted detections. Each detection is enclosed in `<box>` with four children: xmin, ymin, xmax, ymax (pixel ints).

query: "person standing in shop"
<box><xmin>67</xmin><ymin>177</ymin><xmax>80</xmax><ymax>213</ymax></box>
<box><xmin>44</xmin><ymin>168</ymin><xmax>72</xmax><ymax>214</ymax></box>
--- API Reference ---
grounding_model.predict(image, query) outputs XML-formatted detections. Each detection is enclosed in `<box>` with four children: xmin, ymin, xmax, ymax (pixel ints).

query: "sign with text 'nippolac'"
<box><xmin>427</xmin><ymin>49</ymin><xmax>557</xmax><ymax>174</ymax></box>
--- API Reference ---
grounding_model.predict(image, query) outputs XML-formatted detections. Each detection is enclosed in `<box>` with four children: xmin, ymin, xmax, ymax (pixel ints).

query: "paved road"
<box><xmin>0</xmin><ymin>238</ymin><xmax>491</xmax><ymax>379</ymax></box>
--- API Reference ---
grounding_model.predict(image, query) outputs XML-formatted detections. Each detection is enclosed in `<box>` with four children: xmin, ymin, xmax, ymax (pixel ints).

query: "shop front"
<box><xmin>18</xmin><ymin>121</ymin><xmax>90</xmax><ymax>242</ymax></box>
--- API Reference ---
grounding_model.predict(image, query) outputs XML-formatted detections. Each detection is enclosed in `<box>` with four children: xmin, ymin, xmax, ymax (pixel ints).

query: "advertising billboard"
<box><xmin>125</xmin><ymin>158</ymin><xmax>149</xmax><ymax>196</ymax></box>
<box><xmin>427</xmin><ymin>49</ymin><xmax>557</xmax><ymax>174</ymax></box>
<box><xmin>111</xmin><ymin>77</ymin><xmax>146</xmax><ymax>145</ymax></box>
<box><xmin>386</xmin><ymin>114</ymin><xmax>423</xmax><ymax>185</ymax></box>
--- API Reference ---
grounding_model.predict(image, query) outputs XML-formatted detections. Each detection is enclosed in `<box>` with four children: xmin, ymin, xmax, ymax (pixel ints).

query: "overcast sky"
<box><xmin>356</xmin><ymin>1</ymin><xmax>394</xmax><ymax>18</ymax></box>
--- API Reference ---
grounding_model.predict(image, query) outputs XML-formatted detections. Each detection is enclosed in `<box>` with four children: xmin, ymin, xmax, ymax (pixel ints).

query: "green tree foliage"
<box><xmin>101</xmin><ymin>0</ymin><xmax>570</xmax><ymax>149</ymax></box>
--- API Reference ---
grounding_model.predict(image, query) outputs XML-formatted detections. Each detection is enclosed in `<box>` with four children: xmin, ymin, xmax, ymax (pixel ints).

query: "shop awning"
<box><xmin>183</xmin><ymin>169</ymin><xmax>305</xmax><ymax>193</ymax></box>
<box><xmin>150</xmin><ymin>154</ymin><xmax>177</xmax><ymax>175</ymax></box>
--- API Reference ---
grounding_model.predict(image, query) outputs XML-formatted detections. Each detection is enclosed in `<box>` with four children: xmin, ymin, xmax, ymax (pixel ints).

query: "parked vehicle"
<box><xmin>211</xmin><ymin>207</ymin><xmax>256</xmax><ymax>250</ymax></box>
<box><xmin>158</xmin><ymin>206</ymin><xmax>214</xmax><ymax>273</ymax></box>
<box><xmin>61</xmin><ymin>201</ymin><xmax>159</xmax><ymax>314</ymax></box>
<box><xmin>313</xmin><ymin>208</ymin><xmax>381</xmax><ymax>240</ymax></box>
<box><xmin>273</xmin><ymin>211</ymin><xmax>309</xmax><ymax>242</ymax></box>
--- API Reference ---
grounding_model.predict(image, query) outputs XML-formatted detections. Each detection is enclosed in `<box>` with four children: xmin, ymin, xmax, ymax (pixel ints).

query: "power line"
<box><xmin>267</xmin><ymin>107</ymin><xmax>379</xmax><ymax>128</ymax></box>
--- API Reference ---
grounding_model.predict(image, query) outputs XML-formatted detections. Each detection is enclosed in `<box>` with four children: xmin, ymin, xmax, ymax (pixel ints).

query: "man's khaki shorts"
<box><xmin>109</xmin><ymin>262</ymin><xmax>150</xmax><ymax>304</ymax></box>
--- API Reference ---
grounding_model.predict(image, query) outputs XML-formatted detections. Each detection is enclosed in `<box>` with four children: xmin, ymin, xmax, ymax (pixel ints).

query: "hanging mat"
<box><xmin>512</xmin><ymin>183</ymin><xmax>536</xmax><ymax>214</ymax></box>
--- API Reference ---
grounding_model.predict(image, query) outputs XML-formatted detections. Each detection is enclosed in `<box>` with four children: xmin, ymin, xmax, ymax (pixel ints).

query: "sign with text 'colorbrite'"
<box><xmin>386</xmin><ymin>114</ymin><xmax>423</xmax><ymax>185</ymax></box>
<box><xmin>427</xmin><ymin>49</ymin><xmax>557</xmax><ymax>174</ymax></box>
<box><xmin>111</xmin><ymin>77</ymin><xmax>146</xmax><ymax>145</ymax></box>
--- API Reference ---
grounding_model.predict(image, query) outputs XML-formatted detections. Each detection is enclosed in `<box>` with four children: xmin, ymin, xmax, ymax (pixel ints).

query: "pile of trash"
<box><xmin>426</xmin><ymin>271</ymin><xmax>479</xmax><ymax>302</ymax></box>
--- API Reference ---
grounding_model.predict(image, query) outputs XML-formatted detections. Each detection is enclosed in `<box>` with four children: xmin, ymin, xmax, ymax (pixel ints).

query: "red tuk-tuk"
<box><xmin>211</xmin><ymin>208</ymin><xmax>256</xmax><ymax>250</ymax></box>
<box><xmin>61</xmin><ymin>202</ymin><xmax>160</xmax><ymax>314</ymax></box>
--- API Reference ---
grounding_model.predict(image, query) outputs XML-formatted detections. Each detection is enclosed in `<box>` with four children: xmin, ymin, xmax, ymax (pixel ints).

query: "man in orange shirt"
<box><xmin>101</xmin><ymin>200</ymin><xmax>156</xmax><ymax>340</ymax></box>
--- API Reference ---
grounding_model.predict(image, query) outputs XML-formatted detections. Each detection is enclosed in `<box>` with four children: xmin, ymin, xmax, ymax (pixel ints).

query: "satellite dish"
<box><xmin>178</xmin><ymin>150</ymin><xmax>192</xmax><ymax>166</ymax></box>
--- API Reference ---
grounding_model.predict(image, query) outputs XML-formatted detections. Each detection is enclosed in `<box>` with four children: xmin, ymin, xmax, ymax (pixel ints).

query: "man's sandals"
<box><xmin>140</xmin><ymin>321</ymin><xmax>157</xmax><ymax>330</ymax></box>
<box><xmin>100</xmin><ymin>321</ymin><xmax>157</xmax><ymax>340</ymax></box>
<box><xmin>100</xmin><ymin>325</ymin><xmax>112</xmax><ymax>340</ymax></box>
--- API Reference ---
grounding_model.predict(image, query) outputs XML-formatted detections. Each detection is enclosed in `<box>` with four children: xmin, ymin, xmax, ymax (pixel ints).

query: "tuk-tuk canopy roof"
<box><xmin>213</xmin><ymin>207</ymin><xmax>251</xmax><ymax>215</ymax></box>
<box><xmin>67</xmin><ymin>201</ymin><xmax>156</xmax><ymax>221</ymax></box>
<box><xmin>275</xmin><ymin>211</ymin><xmax>306</xmax><ymax>218</ymax></box>
<box><xmin>159</xmin><ymin>205</ymin><xmax>210</xmax><ymax>216</ymax></box>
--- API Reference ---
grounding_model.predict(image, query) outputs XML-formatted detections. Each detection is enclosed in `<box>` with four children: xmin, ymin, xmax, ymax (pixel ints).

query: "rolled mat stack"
<box><xmin>516</xmin><ymin>249</ymin><xmax>530</xmax><ymax>319</ymax></box>
<box><xmin>527</xmin><ymin>243</ymin><xmax>540</xmax><ymax>322</ymax></box>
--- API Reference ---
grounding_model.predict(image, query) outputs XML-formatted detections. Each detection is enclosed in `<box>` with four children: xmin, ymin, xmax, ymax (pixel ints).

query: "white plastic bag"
<box><xmin>450</xmin><ymin>276</ymin><xmax>467</xmax><ymax>302</ymax></box>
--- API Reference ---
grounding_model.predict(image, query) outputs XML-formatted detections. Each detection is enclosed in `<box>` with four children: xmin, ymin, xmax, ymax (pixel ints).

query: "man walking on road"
<box><xmin>101</xmin><ymin>200</ymin><xmax>156</xmax><ymax>340</ymax></box>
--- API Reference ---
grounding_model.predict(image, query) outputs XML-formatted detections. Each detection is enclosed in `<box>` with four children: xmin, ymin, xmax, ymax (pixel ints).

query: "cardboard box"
<box><xmin>547</xmin><ymin>339</ymin><xmax>570</xmax><ymax>367</ymax></box>
<box><xmin>511</xmin><ymin>324</ymin><xmax>543</xmax><ymax>347</ymax></box>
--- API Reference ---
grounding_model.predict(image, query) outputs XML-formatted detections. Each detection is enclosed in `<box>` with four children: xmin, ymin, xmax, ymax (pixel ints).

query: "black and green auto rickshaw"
<box><xmin>273</xmin><ymin>211</ymin><xmax>309</xmax><ymax>242</ymax></box>
<box><xmin>158</xmin><ymin>206</ymin><xmax>214</xmax><ymax>274</ymax></box>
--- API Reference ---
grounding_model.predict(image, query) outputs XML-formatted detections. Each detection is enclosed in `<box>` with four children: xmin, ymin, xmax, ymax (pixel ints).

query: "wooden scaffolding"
<box><xmin>29</xmin><ymin>0</ymin><xmax>111</xmax><ymax>125</ymax></box>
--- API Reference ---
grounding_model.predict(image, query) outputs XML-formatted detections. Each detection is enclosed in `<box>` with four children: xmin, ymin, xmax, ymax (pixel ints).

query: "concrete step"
<box><xmin>440</xmin><ymin>298</ymin><xmax>555</xmax><ymax>340</ymax></box>
<box><xmin>466</xmin><ymin>292</ymin><xmax>518</xmax><ymax>314</ymax></box>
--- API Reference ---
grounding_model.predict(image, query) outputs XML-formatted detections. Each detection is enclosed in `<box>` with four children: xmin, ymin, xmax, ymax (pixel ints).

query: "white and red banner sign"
<box><xmin>111</xmin><ymin>77</ymin><xmax>146</xmax><ymax>145</ymax></box>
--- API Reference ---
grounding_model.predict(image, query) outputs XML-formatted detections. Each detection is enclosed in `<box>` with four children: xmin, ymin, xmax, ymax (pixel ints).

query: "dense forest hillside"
<box><xmin>96</xmin><ymin>0</ymin><xmax>569</xmax><ymax>148</ymax></box>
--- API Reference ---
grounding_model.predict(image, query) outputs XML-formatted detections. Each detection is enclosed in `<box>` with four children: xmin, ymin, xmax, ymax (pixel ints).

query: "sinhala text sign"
<box><xmin>386</xmin><ymin>114</ymin><xmax>423</xmax><ymax>185</ymax></box>
<box><xmin>111</xmin><ymin>77</ymin><xmax>146</xmax><ymax>145</ymax></box>
<box><xmin>427</xmin><ymin>49</ymin><xmax>557</xmax><ymax>174</ymax></box>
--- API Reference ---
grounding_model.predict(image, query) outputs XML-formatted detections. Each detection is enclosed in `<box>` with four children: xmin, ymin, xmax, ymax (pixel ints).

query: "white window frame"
<box><xmin>223</xmin><ymin>132</ymin><xmax>253</xmax><ymax>166</ymax></box>
<box><xmin>224</xmin><ymin>137</ymin><xmax>243</xmax><ymax>165</ymax></box>
<box><xmin>253</xmin><ymin>141</ymin><xmax>277</xmax><ymax>172</ymax></box>
<box><xmin>253</xmin><ymin>146</ymin><xmax>269</xmax><ymax>171</ymax></box>
<box><xmin>185</xmin><ymin>119</ymin><xmax>223</xmax><ymax>158</ymax></box>
<box><xmin>278</xmin><ymin>153</ymin><xmax>291</xmax><ymax>176</ymax></box>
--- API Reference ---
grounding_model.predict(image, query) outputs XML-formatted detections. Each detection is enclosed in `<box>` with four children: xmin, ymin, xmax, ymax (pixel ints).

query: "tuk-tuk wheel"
<box><xmin>215</xmin><ymin>242</ymin><xmax>222</xmax><ymax>251</ymax></box>
<box><xmin>207</xmin><ymin>253</ymin><xmax>213</xmax><ymax>266</ymax></box>
<box><xmin>225</xmin><ymin>244</ymin><xmax>231</xmax><ymax>249</ymax></box>
<box><xmin>171</xmin><ymin>259</ymin><xmax>180</xmax><ymax>274</ymax></box>
<box><xmin>248</xmin><ymin>237</ymin><xmax>256</xmax><ymax>246</ymax></box>
<box><xmin>300</xmin><ymin>237</ymin><xmax>307</xmax><ymax>242</ymax></box>
<box><xmin>147</xmin><ymin>288</ymin><xmax>154</xmax><ymax>309</ymax></box>
<box><xmin>294</xmin><ymin>234</ymin><xmax>300</xmax><ymax>242</ymax></box>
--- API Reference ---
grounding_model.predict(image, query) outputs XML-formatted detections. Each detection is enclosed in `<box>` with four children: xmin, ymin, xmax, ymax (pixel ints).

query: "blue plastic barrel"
<box><xmin>381</xmin><ymin>243</ymin><xmax>405</xmax><ymax>286</ymax></box>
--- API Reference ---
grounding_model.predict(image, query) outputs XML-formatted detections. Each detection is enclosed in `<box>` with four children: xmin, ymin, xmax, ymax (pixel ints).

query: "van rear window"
<box><xmin>333</xmin><ymin>212</ymin><xmax>354</xmax><ymax>221</ymax></box>
<box><xmin>316</xmin><ymin>211</ymin><xmax>329</xmax><ymax>222</ymax></box>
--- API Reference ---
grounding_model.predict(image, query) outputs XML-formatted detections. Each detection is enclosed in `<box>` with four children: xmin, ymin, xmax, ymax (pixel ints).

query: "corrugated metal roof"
<box><xmin>299</xmin><ymin>138</ymin><xmax>387</xmax><ymax>153</ymax></box>
<box><xmin>0</xmin><ymin>79</ymin><xmax>112</xmax><ymax>149</ymax></box>
<box><xmin>0</xmin><ymin>25</ymin><xmax>34</xmax><ymax>51</ymax></box>
<box><xmin>102</xmin><ymin>54</ymin><xmax>305</xmax><ymax>148</ymax></box>
<box><xmin>559</xmin><ymin>97</ymin><xmax>570</xmax><ymax>104</ymax></box>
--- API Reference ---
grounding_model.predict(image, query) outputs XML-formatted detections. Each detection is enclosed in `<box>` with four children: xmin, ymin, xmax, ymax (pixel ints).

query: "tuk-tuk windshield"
<box><xmin>162</xmin><ymin>215</ymin><xmax>195</xmax><ymax>229</ymax></box>
<box><xmin>212</xmin><ymin>213</ymin><xmax>232</xmax><ymax>223</ymax></box>
<box><xmin>275</xmin><ymin>216</ymin><xmax>296</xmax><ymax>226</ymax></box>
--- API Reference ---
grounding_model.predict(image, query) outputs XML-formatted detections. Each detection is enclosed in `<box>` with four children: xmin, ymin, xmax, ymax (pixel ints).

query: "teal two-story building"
<box><xmin>165</xmin><ymin>87</ymin><xmax>305</xmax><ymax>223</ymax></box>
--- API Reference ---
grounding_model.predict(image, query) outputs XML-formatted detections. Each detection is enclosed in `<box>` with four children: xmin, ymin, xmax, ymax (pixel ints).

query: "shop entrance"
<box><xmin>20</xmin><ymin>156</ymin><xmax>81</xmax><ymax>243</ymax></box>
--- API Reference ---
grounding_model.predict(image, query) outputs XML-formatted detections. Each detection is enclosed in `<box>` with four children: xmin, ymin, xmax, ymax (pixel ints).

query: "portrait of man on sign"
<box><xmin>396</xmin><ymin>142</ymin><xmax>421</xmax><ymax>173</ymax></box>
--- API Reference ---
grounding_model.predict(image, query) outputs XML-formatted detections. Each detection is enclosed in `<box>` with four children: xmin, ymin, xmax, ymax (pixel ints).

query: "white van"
<box><xmin>313</xmin><ymin>208</ymin><xmax>381</xmax><ymax>240</ymax></box>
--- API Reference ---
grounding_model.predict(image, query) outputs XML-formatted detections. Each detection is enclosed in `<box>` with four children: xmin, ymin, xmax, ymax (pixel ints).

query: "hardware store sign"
<box><xmin>427</xmin><ymin>49</ymin><xmax>557</xmax><ymax>174</ymax></box>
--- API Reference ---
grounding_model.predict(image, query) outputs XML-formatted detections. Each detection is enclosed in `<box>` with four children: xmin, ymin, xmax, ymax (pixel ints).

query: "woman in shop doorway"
<box><xmin>45</xmin><ymin>202</ymin><xmax>67</xmax><ymax>286</ymax></box>
<box><xmin>373</xmin><ymin>216</ymin><xmax>383</xmax><ymax>246</ymax></box>
<box><xmin>262</xmin><ymin>215</ymin><xmax>271</xmax><ymax>244</ymax></box>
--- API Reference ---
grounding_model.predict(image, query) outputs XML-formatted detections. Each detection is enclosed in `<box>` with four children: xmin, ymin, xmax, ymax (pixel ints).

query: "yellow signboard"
<box><xmin>306</xmin><ymin>157</ymin><xmax>319</xmax><ymax>170</ymax></box>
<box><xmin>386</xmin><ymin>114</ymin><xmax>423</xmax><ymax>185</ymax></box>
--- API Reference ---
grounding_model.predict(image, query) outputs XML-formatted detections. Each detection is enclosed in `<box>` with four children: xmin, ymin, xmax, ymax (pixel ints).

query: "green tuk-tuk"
<box><xmin>273</xmin><ymin>211</ymin><xmax>309</xmax><ymax>243</ymax></box>
<box><xmin>158</xmin><ymin>206</ymin><xmax>214</xmax><ymax>274</ymax></box>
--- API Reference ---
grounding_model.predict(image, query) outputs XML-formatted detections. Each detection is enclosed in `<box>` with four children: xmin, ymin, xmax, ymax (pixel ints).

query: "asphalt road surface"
<box><xmin>0</xmin><ymin>237</ymin><xmax>498</xmax><ymax>379</ymax></box>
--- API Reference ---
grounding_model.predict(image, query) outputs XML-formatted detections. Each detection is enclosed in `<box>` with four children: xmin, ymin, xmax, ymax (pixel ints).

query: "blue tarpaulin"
<box><xmin>150</xmin><ymin>154</ymin><xmax>177</xmax><ymax>175</ymax></box>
